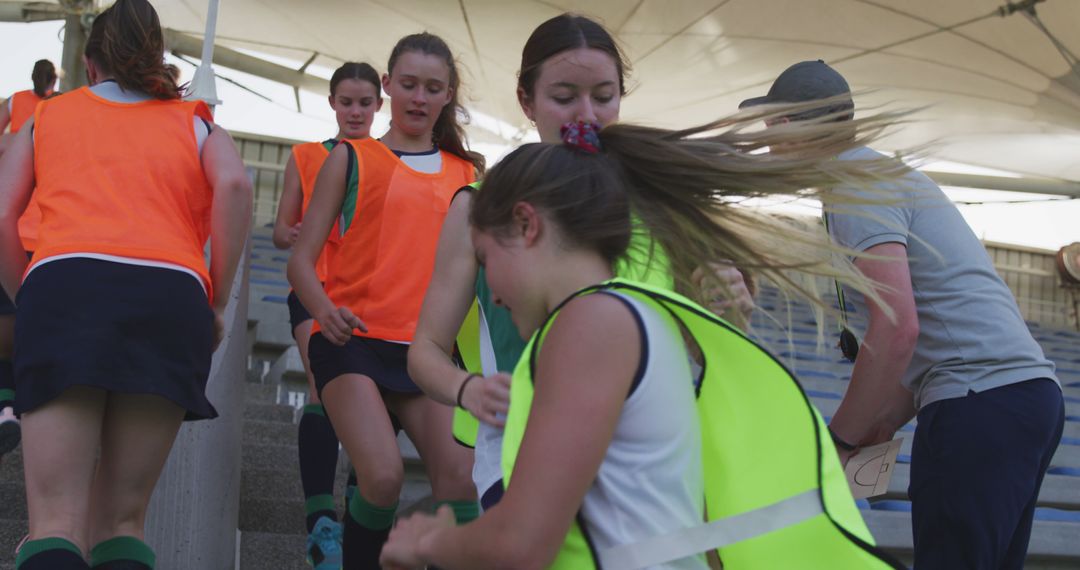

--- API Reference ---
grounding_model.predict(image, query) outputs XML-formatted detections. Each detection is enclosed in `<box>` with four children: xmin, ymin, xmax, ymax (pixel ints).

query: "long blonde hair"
<box><xmin>471</xmin><ymin>100</ymin><xmax>912</xmax><ymax>321</ymax></box>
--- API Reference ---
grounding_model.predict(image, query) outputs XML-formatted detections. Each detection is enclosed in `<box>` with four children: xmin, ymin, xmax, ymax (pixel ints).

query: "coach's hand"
<box><xmin>381</xmin><ymin>505</ymin><xmax>456</xmax><ymax>569</ymax></box>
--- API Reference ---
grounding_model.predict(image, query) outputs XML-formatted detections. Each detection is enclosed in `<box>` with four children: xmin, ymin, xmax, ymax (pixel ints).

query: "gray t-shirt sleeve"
<box><xmin>826</xmin><ymin>187</ymin><xmax>912</xmax><ymax>253</ymax></box>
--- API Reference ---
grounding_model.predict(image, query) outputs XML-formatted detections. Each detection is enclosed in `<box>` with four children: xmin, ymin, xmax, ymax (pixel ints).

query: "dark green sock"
<box><xmin>16</xmin><ymin>537</ymin><xmax>86</xmax><ymax>569</ymax></box>
<box><xmin>347</xmin><ymin>492</ymin><xmax>397</xmax><ymax>531</ymax></box>
<box><xmin>436</xmin><ymin>500</ymin><xmax>480</xmax><ymax>524</ymax></box>
<box><xmin>342</xmin><ymin>493</ymin><xmax>397</xmax><ymax>569</ymax></box>
<box><xmin>305</xmin><ymin>494</ymin><xmax>337</xmax><ymax>533</ymax></box>
<box><xmin>89</xmin><ymin>536</ymin><xmax>154</xmax><ymax>569</ymax></box>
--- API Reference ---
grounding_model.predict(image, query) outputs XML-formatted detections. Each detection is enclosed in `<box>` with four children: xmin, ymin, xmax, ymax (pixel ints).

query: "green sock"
<box><xmin>15</xmin><ymin>537</ymin><xmax>83</xmax><ymax>568</ymax></box>
<box><xmin>347</xmin><ymin>492</ymin><xmax>397</xmax><ymax>531</ymax></box>
<box><xmin>302</xmin><ymin>403</ymin><xmax>326</xmax><ymax>417</ymax></box>
<box><xmin>436</xmin><ymin>500</ymin><xmax>480</xmax><ymax>524</ymax></box>
<box><xmin>305</xmin><ymin>494</ymin><xmax>336</xmax><ymax>518</ymax></box>
<box><xmin>90</xmin><ymin>536</ymin><xmax>155</xmax><ymax>569</ymax></box>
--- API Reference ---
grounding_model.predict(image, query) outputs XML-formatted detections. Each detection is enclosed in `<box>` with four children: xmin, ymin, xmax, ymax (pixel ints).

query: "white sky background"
<box><xmin>2</xmin><ymin>20</ymin><xmax>1076</xmax><ymax>252</ymax></box>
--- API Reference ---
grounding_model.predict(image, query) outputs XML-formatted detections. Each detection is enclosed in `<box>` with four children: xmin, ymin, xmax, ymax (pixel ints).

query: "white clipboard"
<box><xmin>844</xmin><ymin>438</ymin><xmax>903</xmax><ymax>499</ymax></box>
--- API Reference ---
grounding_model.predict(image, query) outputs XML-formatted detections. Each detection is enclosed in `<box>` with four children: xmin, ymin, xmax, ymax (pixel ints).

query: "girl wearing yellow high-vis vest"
<box><xmin>407</xmin><ymin>14</ymin><xmax>755</xmax><ymax>513</ymax></box>
<box><xmin>381</xmin><ymin>117</ymin><xmax>910</xmax><ymax>569</ymax></box>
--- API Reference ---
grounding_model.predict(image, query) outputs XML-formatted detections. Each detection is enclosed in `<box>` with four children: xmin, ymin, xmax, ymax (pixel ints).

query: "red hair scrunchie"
<box><xmin>560</xmin><ymin>121</ymin><xmax>602</xmax><ymax>154</ymax></box>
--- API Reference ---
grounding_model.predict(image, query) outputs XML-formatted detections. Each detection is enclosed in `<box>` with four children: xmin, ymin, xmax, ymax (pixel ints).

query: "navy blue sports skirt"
<box><xmin>287</xmin><ymin>289</ymin><xmax>314</xmax><ymax>333</ymax></box>
<box><xmin>13</xmin><ymin>258</ymin><xmax>217</xmax><ymax>420</ymax></box>
<box><xmin>0</xmin><ymin>252</ymin><xmax>33</xmax><ymax>316</ymax></box>
<box><xmin>308</xmin><ymin>334</ymin><xmax>421</xmax><ymax>399</ymax></box>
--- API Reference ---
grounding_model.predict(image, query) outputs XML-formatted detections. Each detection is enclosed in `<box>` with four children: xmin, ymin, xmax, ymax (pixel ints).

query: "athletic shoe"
<box><xmin>0</xmin><ymin>407</ymin><xmax>20</xmax><ymax>457</ymax></box>
<box><xmin>306</xmin><ymin>516</ymin><xmax>343</xmax><ymax>569</ymax></box>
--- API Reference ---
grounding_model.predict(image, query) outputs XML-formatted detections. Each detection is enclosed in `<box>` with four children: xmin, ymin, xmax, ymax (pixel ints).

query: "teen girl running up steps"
<box><xmin>407</xmin><ymin>13</ymin><xmax>754</xmax><ymax>511</ymax></box>
<box><xmin>287</xmin><ymin>32</ymin><xmax>481</xmax><ymax>569</ymax></box>
<box><xmin>273</xmin><ymin>61</ymin><xmax>382</xmax><ymax>570</ymax></box>
<box><xmin>0</xmin><ymin>59</ymin><xmax>57</xmax><ymax>145</ymax></box>
<box><xmin>0</xmin><ymin>1</ymin><xmax>252</xmax><ymax>568</ymax></box>
<box><xmin>0</xmin><ymin>59</ymin><xmax>58</xmax><ymax>458</ymax></box>
<box><xmin>382</xmin><ymin>115</ymin><xmax>912</xmax><ymax>569</ymax></box>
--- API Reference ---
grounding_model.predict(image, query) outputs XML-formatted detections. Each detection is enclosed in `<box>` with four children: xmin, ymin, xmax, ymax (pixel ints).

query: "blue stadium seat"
<box><xmin>250</xmin><ymin>264</ymin><xmax>283</xmax><ymax>273</ymax></box>
<box><xmin>251</xmin><ymin>278</ymin><xmax>289</xmax><ymax>287</ymax></box>
<box><xmin>1048</xmin><ymin>466</ymin><xmax>1080</xmax><ymax>477</ymax></box>
<box><xmin>1033</xmin><ymin>508</ymin><xmax>1080</xmax><ymax>523</ymax></box>
<box><xmin>272</xmin><ymin>256</ymin><xmax>289</xmax><ymax>263</ymax></box>
<box><xmin>855</xmin><ymin>499</ymin><xmax>871</xmax><ymax>510</ymax></box>
<box><xmin>262</xmin><ymin>295</ymin><xmax>288</xmax><ymax>304</ymax></box>
<box><xmin>896</xmin><ymin>454</ymin><xmax>912</xmax><ymax>464</ymax></box>
<box><xmin>870</xmin><ymin>500</ymin><xmax>912</xmax><ymax>512</ymax></box>
<box><xmin>805</xmin><ymin>389</ymin><xmax>842</xmax><ymax>400</ymax></box>
<box><xmin>797</xmin><ymin>369</ymin><xmax>842</xmax><ymax>381</ymax></box>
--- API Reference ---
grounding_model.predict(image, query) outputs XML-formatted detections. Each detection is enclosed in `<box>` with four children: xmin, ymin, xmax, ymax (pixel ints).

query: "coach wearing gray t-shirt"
<box><xmin>742</xmin><ymin>61</ymin><xmax>1063</xmax><ymax>570</ymax></box>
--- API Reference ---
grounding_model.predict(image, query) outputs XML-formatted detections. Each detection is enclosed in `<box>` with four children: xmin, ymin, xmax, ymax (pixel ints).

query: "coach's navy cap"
<box><xmin>739</xmin><ymin>60</ymin><xmax>851</xmax><ymax>108</ymax></box>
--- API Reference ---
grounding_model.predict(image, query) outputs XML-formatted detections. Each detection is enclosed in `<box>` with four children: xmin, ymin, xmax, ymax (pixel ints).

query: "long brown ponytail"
<box><xmin>31</xmin><ymin>60</ymin><xmax>57</xmax><ymax>98</ymax></box>
<box><xmin>84</xmin><ymin>0</ymin><xmax>180</xmax><ymax>100</ymax></box>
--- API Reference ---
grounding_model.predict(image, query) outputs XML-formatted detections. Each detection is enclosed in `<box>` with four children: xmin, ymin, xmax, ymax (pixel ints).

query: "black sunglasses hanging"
<box><xmin>823</xmin><ymin>211</ymin><xmax>860</xmax><ymax>363</ymax></box>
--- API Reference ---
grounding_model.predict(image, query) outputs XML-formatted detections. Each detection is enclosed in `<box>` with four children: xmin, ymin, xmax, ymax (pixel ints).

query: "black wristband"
<box><xmin>456</xmin><ymin>374</ymin><xmax>479</xmax><ymax>409</ymax></box>
<box><xmin>828</xmin><ymin>427</ymin><xmax>857</xmax><ymax>452</ymax></box>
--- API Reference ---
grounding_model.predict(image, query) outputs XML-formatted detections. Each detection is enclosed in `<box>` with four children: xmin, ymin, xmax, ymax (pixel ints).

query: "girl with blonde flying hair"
<box><xmin>382</xmin><ymin>110</ymin><xmax>910</xmax><ymax>569</ymax></box>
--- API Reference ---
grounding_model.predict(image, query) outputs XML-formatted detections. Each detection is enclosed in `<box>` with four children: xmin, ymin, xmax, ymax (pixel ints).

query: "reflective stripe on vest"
<box><xmin>599</xmin><ymin>489</ymin><xmax>822</xmax><ymax>568</ymax></box>
<box><xmin>501</xmin><ymin>279</ymin><xmax>904</xmax><ymax>569</ymax></box>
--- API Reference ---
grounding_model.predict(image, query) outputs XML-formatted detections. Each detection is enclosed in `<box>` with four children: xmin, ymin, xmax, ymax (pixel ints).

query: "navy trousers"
<box><xmin>909</xmin><ymin>378</ymin><xmax>1064</xmax><ymax>570</ymax></box>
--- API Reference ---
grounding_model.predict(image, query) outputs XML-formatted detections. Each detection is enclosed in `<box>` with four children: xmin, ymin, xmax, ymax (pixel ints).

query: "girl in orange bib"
<box><xmin>288</xmin><ymin>32</ymin><xmax>481</xmax><ymax>569</ymax></box>
<box><xmin>0</xmin><ymin>1</ymin><xmax>251</xmax><ymax>568</ymax></box>
<box><xmin>272</xmin><ymin>61</ymin><xmax>383</xmax><ymax>568</ymax></box>
<box><xmin>0</xmin><ymin>59</ymin><xmax>56</xmax><ymax>457</ymax></box>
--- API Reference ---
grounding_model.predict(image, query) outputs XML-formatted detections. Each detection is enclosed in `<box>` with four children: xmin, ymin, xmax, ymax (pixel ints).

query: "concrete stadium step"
<box><xmin>0</xmin><ymin>483</ymin><xmax>27</xmax><ymax>523</ymax></box>
<box><xmin>239</xmin><ymin>498</ymin><xmax>307</xmax><ymax>535</ymax></box>
<box><xmin>0</xmin><ymin>520</ymin><xmax>25</xmax><ymax>567</ymax></box>
<box><xmin>238</xmin><ymin>531</ymin><xmax>308</xmax><ymax>570</ymax></box>
<box><xmin>244</xmin><ymin>381</ymin><xmax>282</xmax><ymax>405</ymax></box>
<box><xmin>243</xmin><ymin>419</ymin><xmax>298</xmax><ymax>447</ymax></box>
<box><xmin>0</xmin><ymin>451</ymin><xmax>22</xmax><ymax>487</ymax></box>
<box><xmin>243</xmin><ymin>442</ymin><xmax>303</xmax><ymax>475</ymax></box>
<box><xmin>863</xmin><ymin>509</ymin><xmax>1080</xmax><ymax>568</ymax></box>
<box><xmin>881</xmin><ymin>465</ymin><xmax>1080</xmax><ymax>510</ymax></box>
<box><xmin>243</xmin><ymin>402</ymin><xmax>296</xmax><ymax>424</ymax></box>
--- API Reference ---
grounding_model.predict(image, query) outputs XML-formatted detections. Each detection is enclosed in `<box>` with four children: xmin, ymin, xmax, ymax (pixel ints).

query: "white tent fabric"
<box><xmin>5</xmin><ymin>0</ymin><xmax>1079</xmax><ymax>181</ymax></box>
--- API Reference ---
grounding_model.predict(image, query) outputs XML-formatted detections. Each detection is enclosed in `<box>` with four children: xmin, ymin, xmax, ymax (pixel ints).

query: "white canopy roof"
<box><xmin>6</xmin><ymin>0</ymin><xmax>1080</xmax><ymax>182</ymax></box>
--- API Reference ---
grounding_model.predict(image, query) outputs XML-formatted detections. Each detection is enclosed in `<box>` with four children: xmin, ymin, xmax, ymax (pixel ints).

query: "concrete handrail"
<box><xmin>143</xmin><ymin>238</ymin><xmax>251</xmax><ymax>569</ymax></box>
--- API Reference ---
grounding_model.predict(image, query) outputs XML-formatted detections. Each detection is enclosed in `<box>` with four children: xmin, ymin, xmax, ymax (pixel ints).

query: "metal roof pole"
<box><xmin>186</xmin><ymin>0</ymin><xmax>222</xmax><ymax>109</ymax></box>
<box><xmin>58</xmin><ymin>0</ymin><xmax>91</xmax><ymax>92</ymax></box>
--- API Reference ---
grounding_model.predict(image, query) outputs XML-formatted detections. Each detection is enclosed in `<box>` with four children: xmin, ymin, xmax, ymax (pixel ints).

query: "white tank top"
<box><xmin>578</xmin><ymin>291</ymin><xmax>707</xmax><ymax>569</ymax></box>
